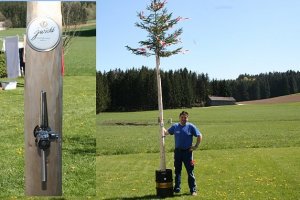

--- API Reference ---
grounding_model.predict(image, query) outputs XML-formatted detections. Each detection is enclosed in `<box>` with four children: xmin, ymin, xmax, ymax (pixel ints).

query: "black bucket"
<box><xmin>155</xmin><ymin>169</ymin><xmax>173</xmax><ymax>198</ymax></box>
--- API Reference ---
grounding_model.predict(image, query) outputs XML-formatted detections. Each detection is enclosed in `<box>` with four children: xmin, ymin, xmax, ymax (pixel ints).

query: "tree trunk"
<box><xmin>24</xmin><ymin>1</ymin><xmax>62</xmax><ymax>196</ymax></box>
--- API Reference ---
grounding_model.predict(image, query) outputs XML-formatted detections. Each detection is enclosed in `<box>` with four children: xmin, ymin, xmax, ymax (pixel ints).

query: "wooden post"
<box><xmin>156</xmin><ymin>55</ymin><xmax>166</xmax><ymax>171</ymax></box>
<box><xmin>155</xmin><ymin>55</ymin><xmax>173</xmax><ymax>198</ymax></box>
<box><xmin>24</xmin><ymin>2</ymin><xmax>62</xmax><ymax>196</ymax></box>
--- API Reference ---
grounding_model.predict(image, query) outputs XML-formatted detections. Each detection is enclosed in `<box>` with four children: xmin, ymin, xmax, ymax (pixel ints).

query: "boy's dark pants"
<box><xmin>174</xmin><ymin>148</ymin><xmax>197</xmax><ymax>193</ymax></box>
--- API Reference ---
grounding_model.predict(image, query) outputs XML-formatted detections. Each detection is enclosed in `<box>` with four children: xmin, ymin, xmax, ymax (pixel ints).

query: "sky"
<box><xmin>97</xmin><ymin>0</ymin><xmax>300</xmax><ymax>80</ymax></box>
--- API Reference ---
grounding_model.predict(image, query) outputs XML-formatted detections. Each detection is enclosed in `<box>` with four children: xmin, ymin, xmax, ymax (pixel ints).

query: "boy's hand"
<box><xmin>190</xmin><ymin>145</ymin><xmax>198</xmax><ymax>151</ymax></box>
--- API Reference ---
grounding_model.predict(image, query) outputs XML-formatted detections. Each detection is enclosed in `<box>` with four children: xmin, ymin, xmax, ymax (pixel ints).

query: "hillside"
<box><xmin>238</xmin><ymin>93</ymin><xmax>300</xmax><ymax>104</ymax></box>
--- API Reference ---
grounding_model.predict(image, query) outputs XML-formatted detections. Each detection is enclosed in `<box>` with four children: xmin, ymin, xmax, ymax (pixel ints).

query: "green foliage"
<box><xmin>0</xmin><ymin>53</ymin><xmax>7</xmax><ymax>78</ymax></box>
<box><xmin>96</xmin><ymin>71</ymin><xmax>110</xmax><ymax>113</ymax></box>
<box><xmin>62</xmin><ymin>2</ymin><xmax>96</xmax><ymax>26</ymax></box>
<box><xmin>85</xmin><ymin>3</ymin><xmax>96</xmax><ymax>21</ymax></box>
<box><xmin>3</xmin><ymin>19</ymin><xmax>12</xmax><ymax>28</ymax></box>
<box><xmin>0</xmin><ymin>11</ymin><xmax>5</xmax><ymax>21</ymax></box>
<box><xmin>97</xmin><ymin>103</ymin><xmax>300</xmax><ymax>199</ymax></box>
<box><xmin>233</xmin><ymin>71</ymin><xmax>300</xmax><ymax>101</ymax></box>
<box><xmin>0</xmin><ymin>2</ymin><xmax>96</xmax><ymax>28</ymax></box>
<box><xmin>97</xmin><ymin>68</ymin><xmax>300</xmax><ymax>111</ymax></box>
<box><xmin>126</xmin><ymin>0</ymin><xmax>185</xmax><ymax>57</ymax></box>
<box><xmin>0</xmin><ymin>2</ymin><xmax>26</xmax><ymax>27</ymax></box>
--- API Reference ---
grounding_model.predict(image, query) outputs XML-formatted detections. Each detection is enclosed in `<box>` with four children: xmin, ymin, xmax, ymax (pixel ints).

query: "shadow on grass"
<box><xmin>104</xmin><ymin>193</ymin><xmax>191</xmax><ymax>200</ymax></box>
<box><xmin>102</xmin><ymin>121</ymin><xmax>156</xmax><ymax>126</ymax></box>
<box><xmin>63</xmin><ymin>135</ymin><xmax>96</xmax><ymax>155</ymax></box>
<box><xmin>77</xmin><ymin>28</ymin><xmax>96</xmax><ymax>37</ymax></box>
<box><xmin>65</xmin><ymin>28</ymin><xmax>96</xmax><ymax>37</ymax></box>
<box><xmin>17</xmin><ymin>82</ymin><xmax>24</xmax><ymax>87</ymax></box>
<box><xmin>104</xmin><ymin>195</ymin><xmax>158</xmax><ymax>200</ymax></box>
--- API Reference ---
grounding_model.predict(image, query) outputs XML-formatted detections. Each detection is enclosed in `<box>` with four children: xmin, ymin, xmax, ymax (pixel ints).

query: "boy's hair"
<box><xmin>179</xmin><ymin>111</ymin><xmax>189</xmax><ymax>117</ymax></box>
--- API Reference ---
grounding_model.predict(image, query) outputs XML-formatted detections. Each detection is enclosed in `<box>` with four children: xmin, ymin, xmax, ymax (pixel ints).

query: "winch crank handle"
<box><xmin>41</xmin><ymin>150</ymin><xmax>46</xmax><ymax>182</ymax></box>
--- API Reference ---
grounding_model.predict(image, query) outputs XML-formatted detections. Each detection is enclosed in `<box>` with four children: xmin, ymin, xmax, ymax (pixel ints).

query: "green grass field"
<box><xmin>0</xmin><ymin>24</ymin><xmax>96</xmax><ymax>199</ymax></box>
<box><xmin>97</xmin><ymin>103</ymin><xmax>300</xmax><ymax>199</ymax></box>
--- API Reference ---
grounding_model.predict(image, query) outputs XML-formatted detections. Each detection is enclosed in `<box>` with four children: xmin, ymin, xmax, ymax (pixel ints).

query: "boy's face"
<box><xmin>179</xmin><ymin>114</ymin><xmax>188</xmax><ymax>125</ymax></box>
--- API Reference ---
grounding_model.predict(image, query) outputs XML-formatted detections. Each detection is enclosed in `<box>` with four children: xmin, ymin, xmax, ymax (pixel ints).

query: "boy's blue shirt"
<box><xmin>168</xmin><ymin>122</ymin><xmax>201</xmax><ymax>149</ymax></box>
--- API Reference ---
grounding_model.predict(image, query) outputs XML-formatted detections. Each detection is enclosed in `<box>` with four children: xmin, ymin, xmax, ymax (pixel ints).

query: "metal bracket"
<box><xmin>33</xmin><ymin>91</ymin><xmax>59</xmax><ymax>183</ymax></box>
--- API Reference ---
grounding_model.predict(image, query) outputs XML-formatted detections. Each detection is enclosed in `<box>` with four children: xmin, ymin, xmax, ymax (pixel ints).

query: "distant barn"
<box><xmin>207</xmin><ymin>96</ymin><xmax>236</xmax><ymax>106</ymax></box>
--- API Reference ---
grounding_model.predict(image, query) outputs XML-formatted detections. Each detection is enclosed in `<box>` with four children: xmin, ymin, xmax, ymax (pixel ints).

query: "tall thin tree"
<box><xmin>126</xmin><ymin>0</ymin><xmax>187</xmax><ymax>171</ymax></box>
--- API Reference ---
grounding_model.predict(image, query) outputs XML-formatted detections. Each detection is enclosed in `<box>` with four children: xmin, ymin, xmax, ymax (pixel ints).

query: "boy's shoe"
<box><xmin>174</xmin><ymin>188</ymin><xmax>180</xmax><ymax>193</ymax></box>
<box><xmin>191</xmin><ymin>192</ymin><xmax>197</xmax><ymax>196</ymax></box>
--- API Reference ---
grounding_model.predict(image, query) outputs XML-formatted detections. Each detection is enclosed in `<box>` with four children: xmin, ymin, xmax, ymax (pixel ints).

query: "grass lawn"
<box><xmin>64</xmin><ymin>29</ymin><xmax>96</xmax><ymax>76</ymax></box>
<box><xmin>97</xmin><ymin>103</ymin><xmax>300</xmax><ymax>199</ymax></box>
<box><xmin>98</xmin><ymin>148</ymin><xmax>300</xmax><ymax>200</ymax></box>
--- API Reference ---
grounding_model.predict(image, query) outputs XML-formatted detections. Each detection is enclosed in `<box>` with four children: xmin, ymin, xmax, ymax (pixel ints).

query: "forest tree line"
<box><xmin>0</xmin><ymin>2</ymin><xmax>96</xmax><ymax>28</ymax></box>
<box><xmin>96</xmin><ymin>67</ymin><xmax>300</xmax><ymax>113</ymax></box>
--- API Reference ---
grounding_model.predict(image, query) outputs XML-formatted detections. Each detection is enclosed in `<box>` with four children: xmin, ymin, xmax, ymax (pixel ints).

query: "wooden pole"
<box><xmin>155</xmin><ymin>55</ymin><xmax>173</xmax><ymax>198</ymax></box>
<box><xmin>24</xmin><ymin>1</ymin><xmax>62</xmax><ymax>196</ymax></box>
<box><xmin>156</xmin><ymin>55</ymin><xmax>166</xmax><ymax>171</ymax></box>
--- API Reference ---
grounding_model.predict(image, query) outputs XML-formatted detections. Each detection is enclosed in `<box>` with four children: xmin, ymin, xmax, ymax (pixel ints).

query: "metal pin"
<box><xmin>40</xmin><ymin>91</ymin><xmax>48</xmax><ymax>130</ymax></box>
<box><xmin>41</xmin><ymin>150</ymin><xmax>46</xmax><ymax>182</ymax></box>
